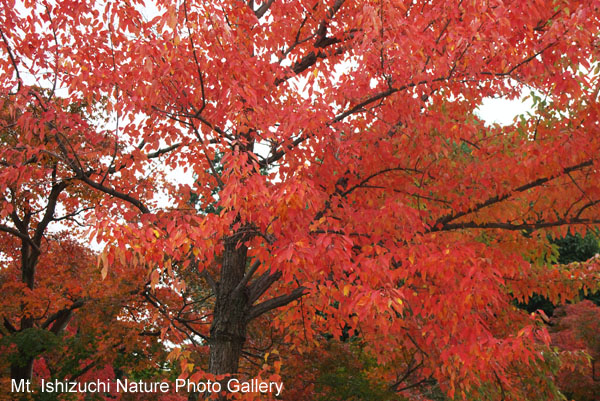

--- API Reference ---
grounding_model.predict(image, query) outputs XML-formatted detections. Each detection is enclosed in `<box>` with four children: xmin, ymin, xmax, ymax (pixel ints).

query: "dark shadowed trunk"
<box><xmin>10</xmin><ymin>237</ymin><xmax>37</xmax><ymax>383</ymax></box>
<box><xmin>190</xmin><ymin>230</ymin><xmax>306</xmax><ymax>401</ymax></box>
<box><xmin>8</xmin><ymin>183</ymin><xmax>67</xmax><ymax>384</ymax></box>
<box><xmin>10</xmin><ymin>355</ymin><xmax>34</xmax><ymax>384</ymax></box>
<box><xmin>208</xmin><ymin>238</ymin><xmax>249</xmax><ymax>375</ymax></box>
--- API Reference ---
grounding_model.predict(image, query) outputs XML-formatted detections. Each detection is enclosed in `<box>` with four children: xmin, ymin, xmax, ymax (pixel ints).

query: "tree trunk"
<box><xmin>208</xmin><ymin>238</ymin><xmax>249</xmax><ymax>398</ymax></box>
<box><xmin>10</xmin><ymin>356</ymin><xmax>34</xmax><ymax>383</ymax></box>
<box><xmin>10</xmin><ymin>241</ymin><xmax>37</xmax><ymax>383</ymax></box>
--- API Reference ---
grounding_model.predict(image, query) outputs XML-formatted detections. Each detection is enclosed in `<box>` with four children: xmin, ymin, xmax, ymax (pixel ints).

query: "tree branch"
<box><xmin>247</xmin><ymin>286</ymin><xmax>307</xmax><ymax>321</ymax></box>
<box><xmin>77</xmin><ymin>174</ymin><xmax>150</xmax><ymax>214</ymax></box>
<box><xmin>147</xmin><ymin>143</ymin><xmax>181</xmax><ymax>158</ymax></box>
<box><xmin>0</xmin><ymin>224</ymin><xmax>40</xmax><ymax>252</ymax></box>
<box><xmin>41</xmin><ymin>299</ymin><xmax>86</xmax><ymax>334</ymax></box>
<box><xmin>3</xmin><ymin>316</ymin><xmax>17</xmax><ymax>334</ymax></box>
<box><xmin>247</xmin><ymin>269</ymin><xmax>282</xmax><ymax>304</ymax></box>
<box><xmin>142</xmin><ymin>289</ymin><xmax>209</xmax><ymax>341</ymax></box>
<box><xmin>254</xmin><ymin>0</ymin><xmax>275</xmax><ymax>19</ymax></box>
<box><xmin>234</xmin><ymin>260</ymin><xmax>261</xmax><ymax>296</ymax></box>
<box><xmin>0</xmin><ymin>26</ymin><xmax>22</xmax><ymax>93</ymax></box>
<box><xmin>200</xmin><ymin>269</ymin><xmax>218</xmax><ymax>294</ymax></box>
<box><xmin>432</xmin><ymin>159</ymin><xmax>594</xmax><ymax>230</ymax></box>
<box><xmin>436</xmin><ymin>217</ymin><xmax>600</xmax><ymax>232</ymax></box>
<box><xmin>32</xmin><ymin>182</ymin><xmax>68</xmax><ymax>246</ymax></box>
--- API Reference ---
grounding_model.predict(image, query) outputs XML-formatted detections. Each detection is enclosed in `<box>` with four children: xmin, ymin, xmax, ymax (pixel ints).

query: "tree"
<box><xmin>550</xmin><ymin>300</ymin><xmax>600</xmax><ymax>401</ymax></box>
<box><xmin>519</xmin><ymin>230</ymin><xmax>600</xmax><ymax>316</ymax></box>
<box><xmin>0</xmin><ymin>92</ymin><xmax>169</xmax><ymax>396</ymax></box>
<box><xmin>3</xmin><ymin>0</ymin><xmax>600</xmax><ymax>400</ymax></box>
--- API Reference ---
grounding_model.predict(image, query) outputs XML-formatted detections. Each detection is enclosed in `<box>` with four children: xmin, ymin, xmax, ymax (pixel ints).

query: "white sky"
<box><xmin>477</xmin><ymin>96</ymin><xmax>533</xmax><ymax>126</ymax></box>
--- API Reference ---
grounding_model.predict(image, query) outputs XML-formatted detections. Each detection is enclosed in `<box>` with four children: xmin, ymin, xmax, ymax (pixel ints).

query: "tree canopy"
<box><xmin>2</xmin><ymin>0</ymin><xmax>600</xmax><ymax>400</ymax></box>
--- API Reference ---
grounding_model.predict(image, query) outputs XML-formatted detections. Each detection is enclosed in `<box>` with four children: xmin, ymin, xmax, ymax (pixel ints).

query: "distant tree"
<box><xmin>554</xmin><ymin>231</ymin><xmax>600</xmax><ymax>265</ymax></box>
<box><xmin>520</xmin><ymin>230</ymin><xmax>600</xmax><ymax>316</ymax></box>
<box><xmin>551</xmin><ymin>300</ymin><xmax>600</xmax><ymax>401</ymax></box>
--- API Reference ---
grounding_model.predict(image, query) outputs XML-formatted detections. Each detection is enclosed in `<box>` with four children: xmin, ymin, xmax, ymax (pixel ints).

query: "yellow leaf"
<box><xmin>150</xmin><ymin>270</ymin><xmax>160</xmax><ymax>288</ymax></box>
<box><xmin>100</xmin><ymin>252</ymin><xmax>108</xmax><ymax>280</ymax></box>
<box><xmin>343</xmin><ymin>285</ymin><xmax>350</xmax><ymax>296</ymax></box>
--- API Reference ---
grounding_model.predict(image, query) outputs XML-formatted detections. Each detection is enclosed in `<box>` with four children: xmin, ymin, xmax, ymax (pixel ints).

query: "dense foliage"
<box><xmin>2</xmin><ymin>0</ymin><xmax>600</xmax><ymax>400</ymax></box>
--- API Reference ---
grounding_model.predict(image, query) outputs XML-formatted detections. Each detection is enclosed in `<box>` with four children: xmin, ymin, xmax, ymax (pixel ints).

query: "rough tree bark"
<box><xmin>208</xmin><ymin>237</ymin><xmax>249</xmax><ymax>376</ymax></box>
